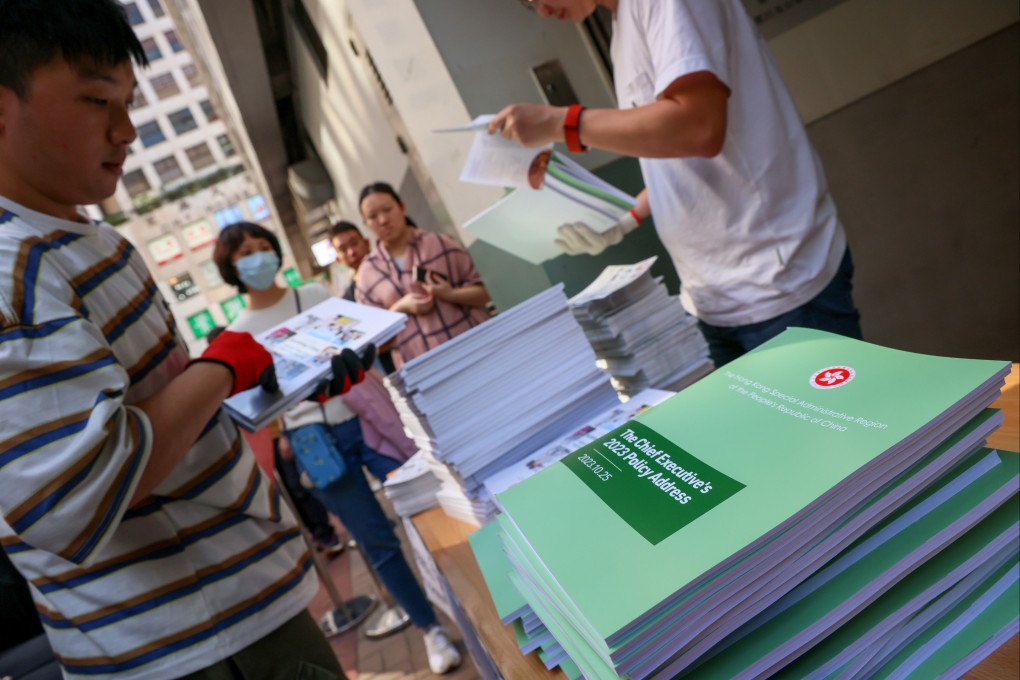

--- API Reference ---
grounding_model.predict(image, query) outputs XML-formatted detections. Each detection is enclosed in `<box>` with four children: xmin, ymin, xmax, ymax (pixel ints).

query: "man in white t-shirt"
<box><xmin>492</xmin><ymin>0</ymin><xmax>862</xmax><ymax>366</ymax></box>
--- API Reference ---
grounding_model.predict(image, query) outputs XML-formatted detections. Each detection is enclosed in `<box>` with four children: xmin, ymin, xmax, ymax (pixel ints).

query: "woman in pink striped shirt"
<box><xmin>355</xmin><ymin>183</ymin><xmax>491</xmax><ymax>368</ymax></box>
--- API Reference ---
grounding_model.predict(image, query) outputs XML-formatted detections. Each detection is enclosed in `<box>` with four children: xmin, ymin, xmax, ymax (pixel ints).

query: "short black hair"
<box><xmin>328</xmin><ymin>220</ymin><xmax>363</xmax><ymax>242</ymax></box>
<box><xmin>0</xmin><ymin>0</ymin><xmax>149</xmax><ymax>99</ymax></box>
<box><xmin>213</xmin><ymin>221</ymin><xmax>283</xmax><ymax>293</ymax></box>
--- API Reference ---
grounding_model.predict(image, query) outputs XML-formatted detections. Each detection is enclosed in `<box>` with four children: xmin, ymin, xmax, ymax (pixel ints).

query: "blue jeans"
<box><xmin>698</xmin><ymin>248</ymin><xmax>863</xmax><ymax>367</ymax></box>
<box><xmin>303</xmin><ymin>418</ymin><xmax>437</xmax><ymax>630</ymax></box>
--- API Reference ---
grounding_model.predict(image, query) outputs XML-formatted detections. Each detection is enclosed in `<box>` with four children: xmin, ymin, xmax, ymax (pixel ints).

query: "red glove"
<box><xmin>308</xmin><ymin>345</ymin><xmax>376</xmax><ymax>403</ymax></box>
<box><xmin>191</xmin><ymin>330</ymin><xmax>278</xmax><ymax>396</ymax></box>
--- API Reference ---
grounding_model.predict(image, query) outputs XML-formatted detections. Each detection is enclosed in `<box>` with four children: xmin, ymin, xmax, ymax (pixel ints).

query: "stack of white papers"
<box><xmin>483</xmin><ymin>388</ymin><xmax>675</xmax><ymax>499</ymax></box>
<box><xmin>382</xmin><ymin>452</ymin><xmax>442</xmax><ymax>518</ymax></box>
<box><xmin>569</xmin><ymin>258</ymin><xmax>713</xmax><ymax>397</ymax></box>
<box><xmin>223</xmin><ymin>297</ymin><xmax>405</xmax><ymax>432</ymax></box>
<box><xmin>383</xmin><ymin>285</ymin><xmax>619</xmax><ymax>525</ymax></box>
<box><xmin>473</xmin><ymin>328</ymin><xmax>1015</xmax><ymax>678</ymax></box>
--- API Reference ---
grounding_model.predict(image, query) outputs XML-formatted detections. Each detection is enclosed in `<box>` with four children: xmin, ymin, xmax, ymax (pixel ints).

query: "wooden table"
<box><xmin>413</xmin><ymin>365</ymin><xmax>1020</xmax><ymax>680</ymax></box>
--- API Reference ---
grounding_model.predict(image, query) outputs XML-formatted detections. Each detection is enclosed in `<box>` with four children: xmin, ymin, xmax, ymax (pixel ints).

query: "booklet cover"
<box><xmin>222</xmin><ymin>296</ymin><xmax>405</xmax><ymax>431</ymax></box>
<box><xmin>496</xmin><ymin>327</ymin><xmax>1010</xmax><ymax>648</ymax></box>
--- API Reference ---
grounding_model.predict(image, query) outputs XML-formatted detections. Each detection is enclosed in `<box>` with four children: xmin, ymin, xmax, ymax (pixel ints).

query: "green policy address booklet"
<box><xmin>496</xmin><ymin>327</ymin><xmax>1010</xmax><ymax>644</ymax></box>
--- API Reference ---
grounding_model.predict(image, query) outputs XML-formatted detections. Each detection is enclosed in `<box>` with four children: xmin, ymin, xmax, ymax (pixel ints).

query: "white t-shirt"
<box><xmin>229</xmin><ymin>283</ymin><xmax>357</xmax><ymax>430</ymax></box>
<box><xmin>611</xmin><ymin>0</ymin><xmax>846</xmax><ymax>326</ymax></box>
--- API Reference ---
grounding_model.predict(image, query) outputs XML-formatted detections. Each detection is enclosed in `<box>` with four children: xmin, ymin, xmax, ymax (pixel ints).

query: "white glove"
<box><xmin>554</xmin><ymin>211</ymin><xmax>641</xmax><ymax>256</ymax></box>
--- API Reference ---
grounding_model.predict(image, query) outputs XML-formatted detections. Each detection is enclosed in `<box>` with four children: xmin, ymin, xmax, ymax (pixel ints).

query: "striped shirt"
<box><xmin>0</xmin><ymin>199</ymin><xmax>317</xmax><ymax>680</ymax></box>
<box><xmin>355</xmin><ymin>228</ymin><xmax>489</xmax><ymax>368</ymax></box>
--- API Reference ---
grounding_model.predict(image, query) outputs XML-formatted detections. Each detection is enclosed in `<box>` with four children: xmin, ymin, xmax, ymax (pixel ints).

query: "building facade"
<box><xmin>98</xmin><ymin>0</ymin><xmax>303</xmax><ymax>350</ymax></box>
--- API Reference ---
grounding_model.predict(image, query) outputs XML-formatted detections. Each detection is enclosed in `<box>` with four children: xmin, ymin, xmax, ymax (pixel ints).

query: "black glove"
<box><xmin>307</xmin><ymin>344</ymin><xmax>376</xmax><ymax>403</ymax></box>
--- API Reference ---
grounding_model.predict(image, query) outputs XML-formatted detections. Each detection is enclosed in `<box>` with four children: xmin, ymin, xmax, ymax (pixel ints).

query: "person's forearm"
<box><xmin>441</xmin><ymin>284</ymin><xmax>490</xmax><ymax>308</ymax></box>
<box><xmin>129</xmin><ymin>362</ymin><xmax>233</xmax><ymax>505</ymax></box>
<box><xmin>491</xmin><ymin>72</ymin><xmax>728</xmax><ymax>159</ymax></box>
<box><xmin>632</xmin><ymin>188</ymin><xmax>651</xmax><ymax>221</ymax></box>
<box><xmin>573</xmin><ymin>100</ymin><xmax>725</xmax><ymax>159</ymax></box>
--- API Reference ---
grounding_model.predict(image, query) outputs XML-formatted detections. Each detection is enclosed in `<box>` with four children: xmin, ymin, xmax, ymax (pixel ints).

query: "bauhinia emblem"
<box><xmin>810</xmin><ymin>366</ymin><xmax>855</xmax><ymax>389</ymax></box>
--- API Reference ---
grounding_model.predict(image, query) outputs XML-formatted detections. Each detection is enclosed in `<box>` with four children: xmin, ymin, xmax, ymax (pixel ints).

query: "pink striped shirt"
<box><xmin>356</xmin><ymin>229</ymin><xmax>489</xmax><ymax>367</ymax></box>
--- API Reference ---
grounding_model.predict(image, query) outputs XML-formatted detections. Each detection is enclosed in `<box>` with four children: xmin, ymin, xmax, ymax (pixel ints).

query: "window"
<box><xmin>150</xmin><ymin>72</ymin><xmax>180</xmax><ymax>100</ymax></box>
<box><xmin>140</xmin><ymin>37</ymin><xmax>162</xmax><ymax>62</ymax></box>
<box><xmin>147</xmin><ymin>0</ymin><xmax>165</xmax><ymax>18</ymax></box>
<box><xmin>122</xmin><ymin>169</ymin><xmax>151</xmax><ymax>197</ymax></box>
<box><xmin>165</xmin><ymin>29</ymin><xmax>184</xmax><ymax>53</ymax></box>
<box><xmin>136</xmin><ymin>120</ymin><xmax>165</xmax><ymax>148</ymax></box>
<box><xmin>168</xmin><ymin>107</ymin><xmax>198</xmax><ymax>135</ymax></box>
<box><xmin>122</xmin><ymin>2</ymin><xmax>144</xmax><ymax>25</ymax></box>
<box><xmin>217</xmin><ymin>134</ymin><xmax>236</xmax><ymax>157</ymax></box>
<box><xmin>185</xmin><ymin>143</ymin><xmax>216</xmax><ymax>171</ymax></box>
<box><xmin>214</xmin><ymin>205</ymin><xmax>246</xmax><ymax>229</ymax></box>
<box><xmin>182</xmin><ymin>63</ymin><xmax>200</xmax><ymax>88</ymax></box>
<box><xmin>131</xmin><ymin>89</ymin><xmax>148</xmax><ymax>109</ymax></box>
<box><xmin>153</xmin><ymin>155</ymin><xmax>184</xmax><ymax>184</ymax></box>
<box><xmin>246</xmin><ymin>194</ymin><xmax>270</xmax><ymax>220</ymax></box>
<box><xmin>200</xmin><ymin>99</ymin><xmax>219</xmax><ymax>122</ymax></box>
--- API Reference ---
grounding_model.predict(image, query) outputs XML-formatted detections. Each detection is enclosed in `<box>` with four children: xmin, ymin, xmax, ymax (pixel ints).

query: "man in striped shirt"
<box><xmin>0</xmin><ymin>2</ymin><xmax>348</xmax><ymax>678</ymax></box>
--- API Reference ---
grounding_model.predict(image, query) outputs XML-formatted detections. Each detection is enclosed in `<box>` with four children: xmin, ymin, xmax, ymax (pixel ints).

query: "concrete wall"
<box><xmin>284</xmin><ymin>0</ymin><xmax>410</xmax><ymax>220</ymax></box>
<box><xmin>808</xmin><ymin>25</ymin><xmax>1019</xmax><ymax>361</ymax></box>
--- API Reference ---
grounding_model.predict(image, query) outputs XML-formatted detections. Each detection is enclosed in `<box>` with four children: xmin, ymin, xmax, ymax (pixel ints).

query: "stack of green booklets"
<box><xmin>471</xmin><ymin>328</ymin><xmax>1017</xmax><ymax>678</ymax></box>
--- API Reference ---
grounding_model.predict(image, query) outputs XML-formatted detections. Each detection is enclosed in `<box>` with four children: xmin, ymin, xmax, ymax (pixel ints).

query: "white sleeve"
<box><xmin>641</xmin><ymin>0</ymin><xmax>735</xmax><ymax>96</ymax></box>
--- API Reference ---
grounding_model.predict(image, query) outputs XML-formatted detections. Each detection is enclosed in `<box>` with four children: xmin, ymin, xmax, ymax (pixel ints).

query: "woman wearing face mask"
<box><xmin>355</xmin><ymin>182</ymin><xmax>491</xmax><ymax>369</ymax></box>
<box><xmin>213</xmin><ymin>222</ymin><xmax>463</xmax><ymax>675</ymax></box>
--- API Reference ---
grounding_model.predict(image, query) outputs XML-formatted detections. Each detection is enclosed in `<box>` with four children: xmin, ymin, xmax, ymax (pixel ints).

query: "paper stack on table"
<box><xmin>222</xmin><ymin>296</ymin><xmax>405</xmax><ymax>432</ymax></box>
<box><xmin>471</xmin><ymin>328</ymin><xmax>1016</xmax><ymax>679</ymax></box>
<box><xmin>569</xmin><ymin>257</ymin><xmax>713</xmax><ymax>397</ymax></box>
<box><xmin>381</xmin><ymin>452</ymin><xmax>442</xmax><ymax>518</ymax></box>
<box><xmin>483</xmin><ymin>387</ymin><xmax>675</xmax><ymax>499</ymax></box>
<box><xmin>383</xmin><ymin>285</ymin><xmax>620</xmax><ymax>525</ymax></box>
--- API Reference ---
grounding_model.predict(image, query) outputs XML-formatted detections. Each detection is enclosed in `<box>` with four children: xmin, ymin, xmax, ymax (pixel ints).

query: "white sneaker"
<box><xmin>423</xmin><ymin>625</ymin><xmax>462</xmax><ymax>674</ymax></box>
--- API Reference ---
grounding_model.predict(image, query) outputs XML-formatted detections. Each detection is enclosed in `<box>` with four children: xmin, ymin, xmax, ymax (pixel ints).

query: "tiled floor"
<box><xmin>305</xmin><ymin>494</ymin><xmax>481</xmax><ymax>680</ymax></box>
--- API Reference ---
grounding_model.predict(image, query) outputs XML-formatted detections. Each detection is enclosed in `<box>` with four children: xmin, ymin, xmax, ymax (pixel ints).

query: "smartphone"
<box><xmin>413</xmin><ymin>266</ymin><xmax>448</xmax><ymax>284</ymax></box>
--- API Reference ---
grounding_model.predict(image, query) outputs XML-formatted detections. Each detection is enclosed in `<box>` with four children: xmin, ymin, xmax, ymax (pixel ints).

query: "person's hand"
<box><xmin>392</xmin><ymin>291</ymin><xmax>435</xmax><ymax>316</ymax></box>
<box><xmin>307</xmin><ymin>345</ymin><xmax>376</xmax><ymax>403</ymax></box>
<box><xmin>277</xmin><ymin>434</ymin><xmax>294</xmax><ymax>462</ymax></box>
<box><xmin>191</xmin><ymin>330</ymin><xmax>277</xmax><ymax>396</ymax></box>
<box><xmin>488</xmin><ymin>103</ymin><xmax>565</xmax><ymax>148</ymax></box>
<box><xmin>422</xmin><ymin>271</ymin><xmax>453</xmax><ymax>301</ymax></box>
<box><xmin>554</xmin><ymin>211</ymin><xmax>642</xmax><ymax>256</ymax></box>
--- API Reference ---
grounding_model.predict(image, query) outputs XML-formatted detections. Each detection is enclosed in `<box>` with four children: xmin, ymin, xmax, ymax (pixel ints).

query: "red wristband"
<box><xmin>564</xmin><ymin>104</ymin><xmax>588</xmax><ymax>153</ymax></box>
<box><xmin>628</xmin><ymin>208</ymin><xmax>643</xmax><ymax>225</ymax></box>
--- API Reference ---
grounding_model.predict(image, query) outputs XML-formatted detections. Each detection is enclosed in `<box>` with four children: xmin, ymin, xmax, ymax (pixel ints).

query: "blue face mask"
<box><xmin>235</xmin><ymin>250</ymin><xmax>281</xmax><ymax>291</ymax></box>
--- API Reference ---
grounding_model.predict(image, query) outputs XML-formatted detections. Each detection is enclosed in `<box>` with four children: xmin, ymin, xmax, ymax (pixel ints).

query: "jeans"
<box><xmin>698</xmin><ymin>248</ymin><xmax>863</xmax><ymax>367</ymax></box>
<box><xmin>305</xmin><ymin>418</ymin><xmax>437</xmax><ymax>630</ymax></box>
